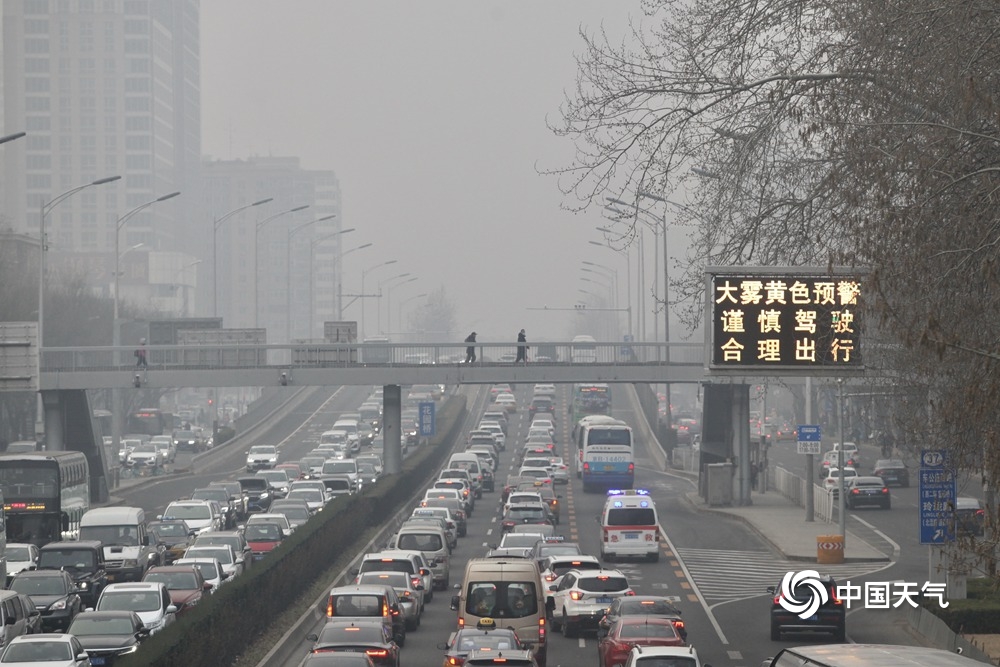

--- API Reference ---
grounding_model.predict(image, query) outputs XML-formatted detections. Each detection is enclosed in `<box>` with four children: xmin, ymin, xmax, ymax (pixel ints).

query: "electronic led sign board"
<box><xmin>708</xmin><ymin>271</ymin><xmax>863</xmax><ymax>371</ymax></box>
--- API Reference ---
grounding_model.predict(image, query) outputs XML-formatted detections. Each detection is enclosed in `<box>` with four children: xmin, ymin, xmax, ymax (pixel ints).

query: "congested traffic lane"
<box><xmin>117</xmin><ymin>384</ymin><xmax>373</xmax><ymax>520</ymax></box>
<box><xmin>276</xmin><ymin>384</ymin><xmax>502</xmax><ymax>667</ymax></box>
<box><xmin>273</xmin><ymin>382</ymin><xmax>779</xmax><ymax>667</ymax></box>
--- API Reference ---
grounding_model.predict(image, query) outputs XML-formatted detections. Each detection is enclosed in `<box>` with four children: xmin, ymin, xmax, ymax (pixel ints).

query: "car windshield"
<box><xmin>39</xmin><ymin>549</ymin><xmax>95</xmax><ymax>571</ymax></box>
<box><xmin>620</xmin><ymin>598</ymin><xmax>680</xmax><ymax>615</ymax></box>
<box><xmin>245</xmin><ymin>524</ymin><xmax>283</xmax><ymax>541</ymax></box>
<box><xmin>193</xmin><ymin>490</ymin><xmax>227</xmax><ymax>502</ymax></box>
<box><xmin>275</xmin><ymin>507</ymin><xmax>310</xmax><ymax>522</ymax></box>
<box><xmin>6</xmin><ymin>546</ymin><xmax>30</xmax><ymax>561</ymax></box>
<box><xmin>619</xmin><ymin>621</ymin><xmax>677</xmax><ymax>639</ymax></box>
<box><xmin>507</xmin><ymin>507</ymin><xmax>546</xmax><ymax>520</ymax></box>
<box><xmin>323</xmin><ymin>462</ymin><xmax>357</xmax><ymax>474</ymax></box>
<box><xmin>10</xmin><ymin>575</ymin><xmax>67</xmax><ymax>596</ymax></box>
<box><xmin>579</xmin><ymin>576</ymin><xmax>629</xmax><ymax>592</ymax></box>
<box><xmin>178</xmin><ymin>561</ymin><xmax>221</xmax><ymax>580</ymax></box>
<box><xmin>453</xmin><ymin>630</ymin><xmax>520</xmax><ymax>651</ymax></box>
<box><xmin>164</xmin><ymin>505</ymin><xmax>211</xmax><ymax>520</ymax></box>
<box><xmin>174</xmin><ymin>431</ymin><xmax>195</xmax><ymax>439</ymax></box>
<box><xmin>80</xmin><ymin>525</ymin><xmax>139</xmax><ymax>546</ymax></box>
<box><xmin>288</xmin><ymin>489</ymin><xmax>323</xmax><ymax>502</ymax></box>
<box><xmin>249</xmin><ymin>446</ymin><xmax>276</xmax><ymax>456</ymax></box>
<box><xmin>98</xmin><ymin>591</ymin><xmax>161</xmax><ymax>613</ymax></box>
<box><xmin>69</xmin><ymin>616</ymin><xmax>136</xmax><ymax>636</ymax></box>
<box><xmin>317</xmin><ymin>623</ymin><xmax>384</xmax><ymax>643</ymax></box>
<box><xmin>186</xmin><ymin>547</ymin><xmax>233</xmax><ymax>564</ymax></box>
<box><xmin>359</xmin><ymin>572</ymin><xmax>408</xmax><ymax>588</ymax></box>
<box><xmin>144</xmin><ymin>572</ymin><xmax>199</xmax><ymax>590</ymax></box>
<box><xmin>633</xmin><ymin>658</ymin><xmax>697</xmax><ymax>667</ymax></box>
<box><xmin>501</xmin><ymin>534</ymin><xmax>543</xmax><ymax>548</ymax></box>
<box><xmin>1</xmin><ymin>641</ymin><xmax>73</xmax><ymax>662</ymax></box>
<box><xmin>606</xmin><ymin>508</ymin><xmax>655</xmax><ymax>526</ymax></box>
<box><xmin>397</xmin><ymin>533</ymin><xmax>443</xmax><ymax>551</ymax></box>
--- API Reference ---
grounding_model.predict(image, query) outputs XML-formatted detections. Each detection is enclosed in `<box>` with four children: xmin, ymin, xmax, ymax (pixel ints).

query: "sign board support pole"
<box><xmin>805</xmin><ymin>377</ymin><xmax>814</xmax><ymax>522</ymax></box>
<box><xmin>837</xmin><ymin>378</ymin><xmax>847</xmax><ymax>551</ymax></box>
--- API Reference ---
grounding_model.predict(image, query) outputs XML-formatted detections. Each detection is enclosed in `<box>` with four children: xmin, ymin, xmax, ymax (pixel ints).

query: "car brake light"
<box><xmin>583</xmin><ymin>463</ymin><xmax>590</xmax><ymax>471</ymax></box>
<box><xmin>673</xmin><ymin>620</ymin><xmax>685</xmax><ymax>630</ymax></box>
<box><xmin>628</xmin><ymin>462</ymin><xmax>634</xmax><ymax>473</ymax></box>
<box><xmin>570</xmin><ymin>591</ymin><xmax>583</xmax><ymax>600</ymax></box>
<box><xmin>625</xmin><ymin>590</ymin><xmax>636</xmax><ymax>596</ymax></box>
<box><xmin>366</xmin><ymin>650</ymin><xmax>389</xmax><ymax>657</ymax></box>
<box><xmin>326</xmin><ymin>600</ymin><xmax>334</xmax><ymax>616</ymax></box>
<box><xmin>458</xmin><ymin>617</ymin><xmax>465</xmax><ymax>628</ymax></box>
<box><xmin>539</xmin><ymin>616</ymin><xmax>546</xmax><ymax>641</ymax></box>
<box><xmin>545</xmin><ymin>574</ymin><xmax>556</xmax><ymax>582</ymax></box>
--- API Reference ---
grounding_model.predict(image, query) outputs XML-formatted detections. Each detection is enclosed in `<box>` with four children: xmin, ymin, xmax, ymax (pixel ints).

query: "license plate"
<box><xmin>596</xmin><ymin>596</ymin><xmax>612</xmax><ymax>604</ymax></box>
<box><xmin>624</xmin><ymin>531</ymin><xmax>640</xmax><ymax>539</ymax></box>
<box><xmin>91</xmin><ymin>658</ymin><xmax>106</xmax><ymax>666</ymax></box>
<box><xmin>105</xmin><ymin>575</ymin><xmax>115</xmax><ymax>582</ymax></box>
<box><xmin>604</xmin><ymin>465</ymin><xmax>615</xmax><ymax>471</ymax></box>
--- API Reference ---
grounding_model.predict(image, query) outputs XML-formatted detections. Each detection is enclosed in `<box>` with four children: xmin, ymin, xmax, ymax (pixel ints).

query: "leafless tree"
<box><xmin>551</xmin><ymin>0</ymin><xmax>1000</xmax><ymax>561</ymax></box>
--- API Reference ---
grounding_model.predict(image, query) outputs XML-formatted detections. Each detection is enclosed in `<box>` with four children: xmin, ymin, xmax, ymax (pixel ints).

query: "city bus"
<box><xmin>126</xmin><ymin>408</ymin><xmax>174</xmax><ymax>436</ymax></box>
<box><xmin>575</xmin><ymin>417</ymin><xmax>634</xmax><ymax>492</ymax></box>
<box><xmin>571</xmin><ymin>383</ymin><xmax>612</xmax><ymax>422</ymax></box>
<box><xmin>0</xmin><ymin>452</ymin><xmax>89</xmax><ymax>546</ymax></box>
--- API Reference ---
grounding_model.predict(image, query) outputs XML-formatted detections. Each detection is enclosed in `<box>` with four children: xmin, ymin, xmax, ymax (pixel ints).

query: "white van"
<box><xmin>451</xmin><ymin>558</ymin><xmax>547</xmax><ymax>667</ymax></box>
<box><xmin>599</xmin><ymin>490</ymin><xmax>660</xmax><ymax>562</ymax></box>
<box><xmin>79</xmin><ymin>506</ymin><xmax>160</xmax><ymax>581</ymax></box>
<box><xmin>388</xmin><ymin>524</ymin><xmax>450</xmax><ymax>590</ymax></box>
<box><xmin>570</xmin><ymin>335</ymin><xmax>598</xmax><ymax>363</ymax></box>
<box><xmin>447</xmin><ymin>454</ymin><xmax>485</xmax><ymax>498</ymax></box>
<box><xmin>332</xmin><ymin>419</ymin><xmax>361</xmax><ymax>453</ymax></box>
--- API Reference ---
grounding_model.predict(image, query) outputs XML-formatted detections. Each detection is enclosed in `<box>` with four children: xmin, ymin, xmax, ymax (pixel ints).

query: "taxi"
<box><xmin>436</xmin><ymin>617</ymin><xmax>525</xmax><ymax>667</ymax></box>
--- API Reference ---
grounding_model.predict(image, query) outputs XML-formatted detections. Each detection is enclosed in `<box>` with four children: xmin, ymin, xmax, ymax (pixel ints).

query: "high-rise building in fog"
<box><xmin>202</xmin><ymin>157</ymin><xmax>342</xmax><ymax>341</ymax></box>
<box><xmin>1</xmin><ymin>0</ymin><xmax>201</xmax><ymax>285</ymax></box>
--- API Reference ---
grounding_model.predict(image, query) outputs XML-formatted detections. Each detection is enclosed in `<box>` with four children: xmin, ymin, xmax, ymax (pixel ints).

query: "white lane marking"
<box><xmin>851</xmin><ymin>514</ymin><xmax>901</xmax><ymax>560</ymax></box>
<box><xmin>727</xmin><ymin>650</ymin><xmax>742</xmax><ymax>660</ymax></box>
<box><xmin>659</xmin><ymin>526</ymin><xmax>730</xmax><ymax>645</ymax></box>
<box><xmin>486</xmin><ymin>528</ymin><xmax>493</xmax><ymax>535</ymax></box>
<box><xmin>578</xmin><ymin>637</ymin><xmax>586</xmax><ymax>648</ymax></box>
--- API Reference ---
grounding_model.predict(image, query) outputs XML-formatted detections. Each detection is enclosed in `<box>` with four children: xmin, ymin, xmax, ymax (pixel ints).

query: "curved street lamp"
<box><xmin>37</xmin><ymin>174</ymin><xmax>120</xmax><ymax>442</ymax></box>
<box><xmin>254</xmin><ymin>204</ymin><xmax>309</xmax><ymax>327</ymax></box>
<box><xmin>213</xmin><ymin>197</ymin><xmax>273</xmax><ymax>317</ymax></box>
<box><xmin>358</xmin><ymin>260</ymin><xmax>398</xmax><ymax>338</ymax></box>
<box><xmin>335</xmin><ymin>242</ymin><xmax>373</xmax><ymax>320</ymax></box>
<box><xmin>385</xmin><ymin>276</ymin><xmax>418</xmax><ymax>336</ymax></box>
<box><xmin>307</xmin><ymin>226</ymin><xmax>355</xmax><ymax>339</ymax></box>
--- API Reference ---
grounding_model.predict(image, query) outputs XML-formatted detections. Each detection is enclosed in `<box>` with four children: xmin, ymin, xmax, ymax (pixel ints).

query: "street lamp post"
<box><xmin>386</xmin><ymin>276</ymin><xmax>418</xmax><ymax>336</ymax></box>
<box><xmin>359</xmin><ymin>260</ymin><xmax>397</xmax><ymax>339</ymax></box>
<box><xmin>254</xmin><ymin>205</ymin><xmax>309</xmax><ymax>328</ymax></box>
<box><xmin>286</xmin><ymin>219</ymin><xmax>320</xmax><ymax>343</ymax></box>
<box><xmin>37</xmin><ymin>174</ymin><xmax>121</xmax><ymax>443</ymax></box>
<box><xmin>308</xmin><ymin>225</ymin><xmax>354</xmax><ymax>339</ymax></box>
<box><xmin>397</xmin><ymin>292</ymin><xmax>428</xmax><ymax>338</ymax></box>
<box><xmin>376</xmin><ymin>273</ymin><xmax>412</xmax><ymax>335</ymax></box>
<box><xmin>213</xmin><ymin>197</ymin><xmax>273</xmax><ymax>319</ymax></box>
<box><xmin>637</xmin><ymin>190</ymin><xmax>674</xmax><ymax>431</ymax></box>
<box><xmin>591</xmin><ymin>235</ymin><xmax>633</xmax><ymax>339</ymax></box>
<box><xmin>114</xmin><ymin>192</ymin><xmax>181</xmax><ymax>349</ymax></box>
<box><xmin>171</xmin><ymin>260</ymin><xmax>202</xmax><ymax>316</ymax></box>
<box><xmin>337</xmin><ymin>243</ymin><xmax>373</xmax><ymax>320</ymax></box>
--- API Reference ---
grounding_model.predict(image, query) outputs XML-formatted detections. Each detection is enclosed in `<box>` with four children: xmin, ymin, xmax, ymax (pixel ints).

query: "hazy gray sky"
<box><xmin>201</xmin><ymin>1</ymin><xmax>645</xmax><ymax>343</ymax></box>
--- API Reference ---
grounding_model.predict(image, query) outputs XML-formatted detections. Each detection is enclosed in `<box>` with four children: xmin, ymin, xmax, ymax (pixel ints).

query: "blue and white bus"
<box><xmin>579</xmin><ymin>419</ymin><xmax>634</xmax><ymax>493</ymax></box>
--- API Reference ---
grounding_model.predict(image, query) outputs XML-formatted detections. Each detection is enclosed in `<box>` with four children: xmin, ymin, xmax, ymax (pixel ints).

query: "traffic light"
<box><xmin>207</xmin><ymin>390</ymin><xmax>214</xmax><ymax>406</ymax></box>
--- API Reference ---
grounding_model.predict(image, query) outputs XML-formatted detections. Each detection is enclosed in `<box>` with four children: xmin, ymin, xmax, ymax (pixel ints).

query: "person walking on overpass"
<box><xmin>515</xmin><ymin>329</ymin><xmax>528</xmax><ymax>363</ymax></box>
<box><xmin>464</xmin><ymin>332</ymin><xmax>478</xmax><ymax>364</ymax></box>
<box><xmin>134</xmin><ymin>338</ymin><xmax>148</xmax><ymax>369</ymax></box>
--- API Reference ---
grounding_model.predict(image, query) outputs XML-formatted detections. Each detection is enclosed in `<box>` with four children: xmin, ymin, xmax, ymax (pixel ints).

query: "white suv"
<box><xmin>547</xmin><ymin>568</ymin><xmax>634</xmax><ymax>638</ymax></box>
<box><xmin>160</xmin><ymin>500</ymin><xmax>222</xmax><ymax>535</ymax></box>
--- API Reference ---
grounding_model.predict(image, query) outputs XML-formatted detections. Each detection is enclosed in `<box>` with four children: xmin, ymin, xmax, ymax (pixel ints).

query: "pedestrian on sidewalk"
<box><xmin>515</xmin><ymin>329</ymin><xmax>528</xmax><ymax>363</ymax></box>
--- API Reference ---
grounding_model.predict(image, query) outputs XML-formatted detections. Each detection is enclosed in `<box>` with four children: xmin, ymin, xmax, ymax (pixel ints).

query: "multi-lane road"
<box><xmin>115</xmin><ymin>382</ymin><xmax>936</xmax><ymax>667</ymax></box>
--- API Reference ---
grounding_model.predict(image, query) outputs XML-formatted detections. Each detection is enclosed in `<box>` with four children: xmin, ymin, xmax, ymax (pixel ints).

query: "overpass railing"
<box><xmin>41</xmin><ymin>341</ymin><xmax>704</xmax><ymax>372</ymax></box>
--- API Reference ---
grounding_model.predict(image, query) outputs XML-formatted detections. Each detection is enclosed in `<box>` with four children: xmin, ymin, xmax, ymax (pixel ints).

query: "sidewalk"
<box><xmin>683</xmin><ymin>485</ymin><xmax>890</xmax><ymax>563</ymax></box>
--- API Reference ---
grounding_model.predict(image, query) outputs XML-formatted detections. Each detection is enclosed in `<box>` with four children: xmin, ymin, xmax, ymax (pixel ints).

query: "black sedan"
<box><xmin>872</xmin><ymin>459</ymin><xmax>909</xmax><ymax>487</ymax></box>
<box><xmin>597</xmin><ymin>595</ymin><xmax>686</xmax><ymax>642</ymax></box>
<box><xmin>306</xmin><ymin>619</ymin><xmax>400</xmax><ymax>667</ymax></box>
<box><xmin>67</xmin><ymin>611</ymin><xmax>149</xmax><ymax>666</ymax></box>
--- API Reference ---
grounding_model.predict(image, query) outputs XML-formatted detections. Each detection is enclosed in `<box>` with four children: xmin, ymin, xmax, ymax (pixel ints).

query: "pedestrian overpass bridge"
<box><xmin>39</xmin><ymin>340</ymin><xmax>709</xmax><ymax>390</ymax></box>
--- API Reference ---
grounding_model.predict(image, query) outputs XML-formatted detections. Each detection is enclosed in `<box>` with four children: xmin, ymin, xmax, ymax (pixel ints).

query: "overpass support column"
<box><xmin>42</xmin><ymin>391</ymin><xmax>65</xmax><ymax>451</ymax></box>
<box><xmin>383</xmin><ymin>384</ymin><xmax>402</xmax><ymax>474</ymax></box>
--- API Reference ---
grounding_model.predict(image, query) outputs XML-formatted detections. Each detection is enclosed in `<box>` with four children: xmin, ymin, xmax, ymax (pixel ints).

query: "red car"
<box><xmin>142</xmin><ymin>565</ymin><xmax>212</xmax><ymax>615</ymax></box>
<box><xmin>245</xmin><ymin>521</ymin><xmax>285</xmax><ymax>561</ymax></box>
<box><xmin>597</xmin><ymin>617</ymin><xmax>685</xmax><ymax>667</ymax></box>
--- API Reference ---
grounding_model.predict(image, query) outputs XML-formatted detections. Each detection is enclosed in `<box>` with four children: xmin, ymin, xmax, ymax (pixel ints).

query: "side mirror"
<box><xmin>306</xmin><ymin>633</ymin><xmax>319</xmax><ymax>642</ymax></box>
<box><xmin>76</xmin><ymin>654</ymin><xmax>89</xmax><ymax>662</ymax></box>
<box><xmin>436</xmin><ymin>642</ymin><xmax>449</xmax><ymax>650</ymax></box>
<box><xmin>166</xmin><ymin>604</ymin><xmax>178</xmax><ymax>614</ymax></box>
<box><xmin>142</xmin><ymin>535</ymin><xmax>150</xmax><ymax>546</ymax></box>
<box><xmin>137</xmin><ymin>628</ymin><xmax>151</xmax><ymax>638</ymax></box>
<box><xmin>547</xmin><ymin>584</ymin><xmax>557</xmax><ymax>592</ymax></box>
<box><xmin>419</xmin><ymin>568</ymin><xmax>430</xmax><ymax>576</ymax></box>
<box><xmin>414</xmin><ymin>584</ymin><xmax>424</xmax><ymax>591</ymax></box>
<box><xmin>221</xmin><ymin>572</ymin><xmax>231</xmax><ymax>580</ymax></box>
<box><xmin>203</xmin><ymin>582</ymin><xmax>214</xmax><ymax>590</ymax></box>
<box><xmin>450</xmin><ymin>595</ymin><xmax>460</xmax><ymax>611</ymax></box>
<box><xmin>6</xmin><ymin>615</ymin><xmax>16</xmax><ymax>625</ymax></box>
<box><xmin>766</xmin><ymin>586</ymin><xmax>776</xmax><ymax>594</ymax></box>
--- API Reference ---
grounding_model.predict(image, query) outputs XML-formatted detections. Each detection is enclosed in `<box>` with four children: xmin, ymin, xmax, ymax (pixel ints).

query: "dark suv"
<box><xmin>237</xmin><ymin>476</ymin><xmax>273</xmax><ymax>514</ymax></box>
<box><xmin>528</xmin><ymin>396</ymin><xmax>554</xmax><ymax>419</ymax></box>
<box><xmin>767</xmin><ymin>575</ymin><xmax>845</xmax><ymax>642</ymax></box>
<box><xmin>36</xmin><ymin>541</ymin><xmax>108</xmax><ymax>609</ymax></box>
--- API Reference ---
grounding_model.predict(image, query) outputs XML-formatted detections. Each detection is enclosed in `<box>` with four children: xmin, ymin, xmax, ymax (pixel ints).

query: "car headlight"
<box><xmin>269</xmin><ymin>457</ymin><xmax>277</xmax><ymax>463</ymax></box>
<box><xmin>77</xmin><ymin>581</ymin><xmax>88</xmax><ymax>590</ymax></box>
<box><xmin>259</xmin><ymin>492</ymin><xmax>269</xmax><ymax>499</ymax></box>
<box><xmin>49</xmin><ymin>599</ymin><xmax>68</xmax><ymax>611</ymax></box>
<box><xmin>246</xmin><ymin>458</ymin><xmax>253</xmax><ymax>465</ymax></box>
<box><xmin>119</xmin><ymin>645</ymin><xmax>139</xmax><ymax>655</ymax></box>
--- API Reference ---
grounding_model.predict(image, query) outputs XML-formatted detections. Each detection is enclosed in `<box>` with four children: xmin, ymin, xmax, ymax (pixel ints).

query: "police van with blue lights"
<box><xmin>599</xmin><ymin>490</ymin><xmax>660</xmax><ymax>563</ymax></box>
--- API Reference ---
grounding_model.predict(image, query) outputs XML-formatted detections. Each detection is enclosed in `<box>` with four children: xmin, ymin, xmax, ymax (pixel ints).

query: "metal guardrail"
<box><xmin>41</xmin><ymin>341</ymin><xmax>705</xmax><ymax>372</ymax></box>
<box><xmin>772</xmin><ymin>465</ymin><xmax>836</xmax><ymax>522</ymax></box>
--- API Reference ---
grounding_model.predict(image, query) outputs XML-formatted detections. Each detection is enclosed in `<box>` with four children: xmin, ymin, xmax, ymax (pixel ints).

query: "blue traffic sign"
<box><xmin>418</xmin><ymin>402</ymin><xmax>436</xmax><ymax>437</ymax></box>
<box><xmin>919</xmin><ymin>449</ymin><xmax>955</xmax><ymax>545</ymax></box>
<box><xmin>796</xmin><ymin>425</ymin><xmax>821</xmax><ymax>442</ymax></box>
